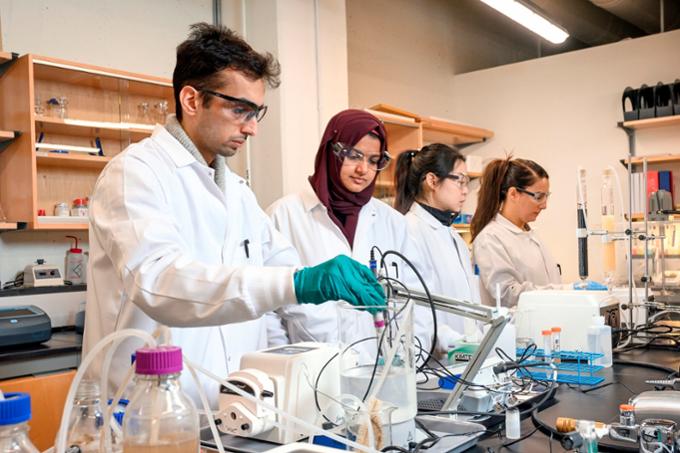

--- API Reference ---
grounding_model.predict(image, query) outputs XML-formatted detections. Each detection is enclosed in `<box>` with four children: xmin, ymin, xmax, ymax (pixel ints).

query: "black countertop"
<box><xmin>0</xmin><ymin>328</ymin><xmax>82</xmax><ymax>380</ymax></box>
<box><xmin>471</xmin><ymin>348</ymin><xmax>680</xmax><ymax>452</ymax></box>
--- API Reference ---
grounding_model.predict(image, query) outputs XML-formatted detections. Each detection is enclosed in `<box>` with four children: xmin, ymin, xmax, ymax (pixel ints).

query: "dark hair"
<box><xmin>470</xmin><ymin>156</ymin><xmax>549</xmax><ymax>241</ymax></box>
<box><xmin>393</xmin><ymin>143</ymin><xmax>465</xmax><ymax>214</ymax></box>
<box><xmin>173</xmin><ymin>23</ymin><xmax>281</xmax><ymax>121</ymax></box>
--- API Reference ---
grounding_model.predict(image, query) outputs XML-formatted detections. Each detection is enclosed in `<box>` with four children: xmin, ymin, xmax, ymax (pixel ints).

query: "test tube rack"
<box><xmin>515</xmin><ymin>348</ymin><xmax>605</xmax><ymax>386</ymax></box>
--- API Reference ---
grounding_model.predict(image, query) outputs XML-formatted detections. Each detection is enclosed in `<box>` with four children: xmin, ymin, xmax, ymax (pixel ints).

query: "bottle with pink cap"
<box><xmin>122</xmin><ymin>346</ymin><xmax>199</xmax><ymax>452</ymax></box>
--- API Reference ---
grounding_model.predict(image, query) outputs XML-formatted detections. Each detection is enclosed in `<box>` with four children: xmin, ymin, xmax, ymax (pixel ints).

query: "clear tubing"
<box><xmin>184</xmin><ymin>357</ymin><xmax>226</xmax><ymax>453</ymax></box>
<box><xmin>99</xmin><ymin>363</ymin><xmax>135</xmax><ymax>453</ymax></box>
<box><xmin>55</xmin><ymin>329</ymin><xmax>157</xmax><ymax>453</ymax></box>
<box><xmin>183</xmin><ymin>357</ymin><xmax>379</xmax><ymax>453</ymax></box>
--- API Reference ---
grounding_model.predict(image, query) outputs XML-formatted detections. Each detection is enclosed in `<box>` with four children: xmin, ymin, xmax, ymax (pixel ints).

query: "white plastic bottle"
<box><xmin>0</xmin><ymin>392</ymin><xmax>40</xmax><ymax>453</ymax></box>
<box><xmin>587</xmin><ymin>316</ymin><xmax>613</xmax><ymax>367</ymax></box>
<box><xmin>65</xmin><ymin>235</ymin><xmax>86</xmax><ymax>285</ymax></box>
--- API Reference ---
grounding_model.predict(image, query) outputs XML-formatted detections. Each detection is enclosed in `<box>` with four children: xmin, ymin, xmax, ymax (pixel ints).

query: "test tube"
<box><xmin>551</xmin><ymin>327</ymin><xmax>562</xmax><ymax>363</ymax></box>
<box><xmin>542</xmin><ymin>330</ymin><xmax>553</xmax><ymax>363</ymax></box>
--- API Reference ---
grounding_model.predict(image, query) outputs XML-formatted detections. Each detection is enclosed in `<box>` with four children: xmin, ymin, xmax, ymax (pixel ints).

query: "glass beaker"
<box><xmin>336</xmin><ymin>299</ymin><xmax>417</xmax><ymax>450</ymax></box>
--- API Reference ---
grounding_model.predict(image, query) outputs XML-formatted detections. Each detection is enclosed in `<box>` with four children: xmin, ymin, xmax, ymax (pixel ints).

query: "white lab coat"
<box><xmin>405</xmin><ymin>203</ymin><xmax>480</xmax><ymax>341</ymax></box>
<box><xmin>266</xmin><ymin>185</ymin><xmax>434</xmax><ymax>353</ymax></box>
<box><xmin>83</xmin><ymin>125</ymin><xmax>299</xmax><ymax>407</ymax></box>
<box><xmin>472</xmin><ymin>213</ymin><xmax>562</xmax><ymax>308</ymax></box>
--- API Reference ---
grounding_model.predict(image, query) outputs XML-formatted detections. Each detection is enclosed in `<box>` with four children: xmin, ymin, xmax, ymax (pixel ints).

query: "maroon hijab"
<box><xmin>308</xmin><ymin>109</ymin><xmax>388</xmax><ymax>247</ymax></box>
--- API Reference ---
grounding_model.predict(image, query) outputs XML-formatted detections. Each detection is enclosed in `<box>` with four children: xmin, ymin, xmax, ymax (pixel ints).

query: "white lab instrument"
<box><xmin>218</xmin><ymin>343</ymin><xmax>340</xmax><ymax>444</ymax></box>
<box><xmin>515</xmin><ymin>290</ymin><xmax>620</xmax><ymax>351</ymax></box>
<box><xmin>23</xmin><ymin>260</ymin><xmax>64</xmax><ymax>287</ymax></box>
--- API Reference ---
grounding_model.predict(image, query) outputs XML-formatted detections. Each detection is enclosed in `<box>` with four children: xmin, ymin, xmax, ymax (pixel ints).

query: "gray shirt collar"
<box><xmin>164</xmin><ymin>114</ymin><xmax>226</xmax><ymax>192</ymax></box>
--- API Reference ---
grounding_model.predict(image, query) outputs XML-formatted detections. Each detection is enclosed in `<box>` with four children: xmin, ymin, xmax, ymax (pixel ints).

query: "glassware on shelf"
<box><xmin>34</xmin><ymin>93</ymin><xmax>45</xmax><ymax>115</ymax></box>
<box><xmin>154</xmin><ymin>100</ymin><xmax>169</xmax><ymax>124</ymax></box>
<box><xmin>47</xmin><ymin>96</ymin><xmax>68</xmax><ymax>119</ymax></box>
<box><xmin>137</xmin><ymin>102</ymin><xmax>151</xmax><ymax>123</ymax></box>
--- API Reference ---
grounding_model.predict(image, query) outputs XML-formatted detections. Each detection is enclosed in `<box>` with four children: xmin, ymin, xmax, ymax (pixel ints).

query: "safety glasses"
<box><xmin>441</xmin><ymin>173</ymin><xmax>471</xmax><ymax>188</ymax></box>
<box><xmin>332</xmin><ymin>142</ymin><xmax>391</xmax><ymax>171</ymax></box>
<box><xmin>516</xmin><ymin>187</ymin><xmax>551</xmax><ymax>203</ymax></box>
<box><xmin>201</xmin><ymin>89</ymin><xmax>268</xmax><ymax>123</ymax></box>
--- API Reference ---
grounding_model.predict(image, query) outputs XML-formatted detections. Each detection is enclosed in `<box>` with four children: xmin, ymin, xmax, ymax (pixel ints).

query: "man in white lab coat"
<box><xmin>83</xmin><ymin>23</ymin><xmax>384</xmax><ymax>406</ymax></box>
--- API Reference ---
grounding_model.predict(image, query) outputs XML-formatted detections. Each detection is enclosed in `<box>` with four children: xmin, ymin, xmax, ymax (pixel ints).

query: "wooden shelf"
<box><xmin>36</xmin><ymin>152</ymin><xmax>111</xmax><ymax>169</ymax></box>
<box><xmin>621</xmin><ymin>115</ymin><xmax>680</xmax><ymax>130</ymax></box>
<box><xmin>422</xmin><ymin>117</ymin><xmax>494</xmax><ymax>145</ymax></box>
<box><xmin>0</xmin><ymin>51</ymin><xmax>12</xmax><ymax>64</ymax></box>
<box><xmin>0</xmin><ymin>222</ymin><xmax>18</xmax><ymax>230</ymax></box>
<box><xmin>36</xmin><ymin>116</ymin><xmax>154</xmax><ymax>142</ymax></box>
<box><xmin>33</xmin><ymin>55</ymin><xmax>172</xmax><ymax>96</ymax></box>
<box><xmin>620</xmin><ymin>153</ymin><xmax>680</xmax><ymax>168</ymax></box>
<box><xmin>34</xmin><ymin>216</ymin><xmax>88</xmax><ymax>230</ymax></box>
<box><xmin>453</xmin><ymin>223</ymin><xmax>470</xmax><ymax>230</ymax></box>
<box><xmin>0</xmin><ymin>130</ymin><xmax>15</xmax><ymax>142</ymax></box>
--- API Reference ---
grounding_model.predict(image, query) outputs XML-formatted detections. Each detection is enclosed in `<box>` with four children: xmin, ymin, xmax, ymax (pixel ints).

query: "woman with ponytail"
<box><xmin>266</xmin><ymin>109</ymin><xmax>430</xmax><ymax>347</ymax></box>
<box><xmin>471</xmin><ymin>156</ymin><xmax>563</xmax><ymax>307</ymax></box>
<box><xmin>394</xmin><ymin>143</ymin><xmax>478</xmax><ymax>347</ymax></box>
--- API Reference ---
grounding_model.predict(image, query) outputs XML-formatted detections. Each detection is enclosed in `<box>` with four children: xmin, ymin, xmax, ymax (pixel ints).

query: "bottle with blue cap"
<box><xmin>0</xmin><ymin>391</ymin><xmax>40</xmax><ymax>452</ymax></box>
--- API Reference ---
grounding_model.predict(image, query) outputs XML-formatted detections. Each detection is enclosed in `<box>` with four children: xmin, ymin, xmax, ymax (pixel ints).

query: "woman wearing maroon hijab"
<box><xmin>266</xmin><ymin>109</ymin><xmax>433</xmax><ymax>347</ymax></box>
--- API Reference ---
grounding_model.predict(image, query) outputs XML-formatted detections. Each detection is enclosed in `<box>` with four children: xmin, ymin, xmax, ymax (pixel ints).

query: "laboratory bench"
<box><xmin>471</xmin><ymin>348</ymin><xmax>680</xmax><ymax>452</ymax></box>
<box><xmin>200</xmin><ymin>348</ymin><xmax>680</xmax><ymax>453</ymax></box>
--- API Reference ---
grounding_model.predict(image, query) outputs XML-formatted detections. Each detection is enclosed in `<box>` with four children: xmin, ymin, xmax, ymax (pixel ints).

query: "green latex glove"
<box><xmin>294</xmin><ymin>255</ymin><xmax>385</xmax><ymax>313</ymax></box>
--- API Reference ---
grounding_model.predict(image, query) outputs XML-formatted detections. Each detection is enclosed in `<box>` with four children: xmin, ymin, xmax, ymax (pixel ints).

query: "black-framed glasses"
<box><xmin>201</xmin><ymin>89</ymin><xmax>268</xmax><ymax>123</ymax></box>
<box><xmin>332</xmin><ymin>142</ymin><xmax>391</xmax><ymax>171</ymax></box>
<box><xmin>516</xmin><ymin>187</ymin><xmax>551</xmax><ymax>203</ymax></box>
<box><xmin>441</xmin><ymin>173</ymin><xmax>470</xmax><ymax>188</ymax></box>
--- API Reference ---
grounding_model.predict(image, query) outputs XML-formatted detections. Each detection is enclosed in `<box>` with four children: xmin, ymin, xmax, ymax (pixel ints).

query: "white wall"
<box><xmin>246</xmin><ymin>0</ymin><xmax>349</xmax><ymax>208</ymax></box>
<box><xmin>451</xmin><ymin>30</ymin><xmax>680</xmax><ymax>283</ymax></box>
<box><xmin>0</xmin><ymin>0</ymin><xmax>211</xmax><ymax>78</ymax></box>
<box><xmin>346</xmin><ymin>0</ymin><xmax>540</xmax><ymax>116</ymax></box>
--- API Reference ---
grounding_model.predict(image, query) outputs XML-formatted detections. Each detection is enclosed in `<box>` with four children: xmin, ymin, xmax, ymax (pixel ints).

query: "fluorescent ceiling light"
<box><xmin>479</xmin><ymin>0</ymin><xmax>569</xmax><ymax>44</ymax></box>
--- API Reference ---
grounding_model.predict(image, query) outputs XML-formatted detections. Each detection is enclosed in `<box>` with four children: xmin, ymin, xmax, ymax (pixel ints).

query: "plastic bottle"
<box><xmin>123</xmin><ymin>346</ymin><xmax>199</xmax><ymax>453</ymax></box>
<box><xmin>551</xmin><ymin>327</ymin><xmax>562</xmax><ymax>364</ymax></box>
<box><xmin>0</xmin><ymin>392</ymin><xmax>40</xmax><ymax>453</ymax></box>
<box><xmin>541</xmin><ymin>330</ymin><xmax>552</xmax><ymax>363</ymax></box>
<box><xmin>65</xmin><ymin>235</ymin><xmax>86</xmax><ymax>285</ymax></box>
<box><xmin>66</xmin><ymin>380</ymin><xmax>104</xmax><ymax>452</ymax></box>
<box><xmin>587</xmin><ymin>316</ymin><xmax>613</xmax><ymax>367</ymax></box>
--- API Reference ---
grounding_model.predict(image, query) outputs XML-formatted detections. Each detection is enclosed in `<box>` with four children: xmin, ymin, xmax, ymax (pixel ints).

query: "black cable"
<box><xmin>499</xmin><ymin>426</ymin><xmax>539</xmax><ymax>449</ymax></box>
<box><xmin>379</xmin><ymin>249</ymin><xmax>437</xmax><ymax>373</ymax></box>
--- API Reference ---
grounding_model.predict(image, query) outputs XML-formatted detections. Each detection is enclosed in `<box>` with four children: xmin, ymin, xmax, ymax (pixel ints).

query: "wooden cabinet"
<box><xmin>0</xmin><ymin>370</ymin><xmax>76</xmax><ymax>450</ymax></box>
<box><xmin>0</xmin><ymin>54</ymin><xmax>174</xmax><ymax>230</ymax></box>
<box><xmin>366</xmin><ymin>104</ymin><xmax>493</xmax><ymax>202</ymax></box>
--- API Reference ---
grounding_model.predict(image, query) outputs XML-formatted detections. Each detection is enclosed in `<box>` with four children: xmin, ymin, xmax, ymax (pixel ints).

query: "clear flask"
<box><xmin>337</xmin><ymin>300</ymin><xmax>416</xmax><ymax>450</ymax></box>
<box><xmin>123</xmin><ymin>346</ymin><xmax>199</xmax><ymax>453</ymax></box>
<box><xmin>0</xmin><ymin>392</ymin><xmax>40</xmax><ymax>453</ymax></box>
<box><xmin>66</xmin><ymin>380</ymin><xmax>104</xmax><ymax>452</ymax></box>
